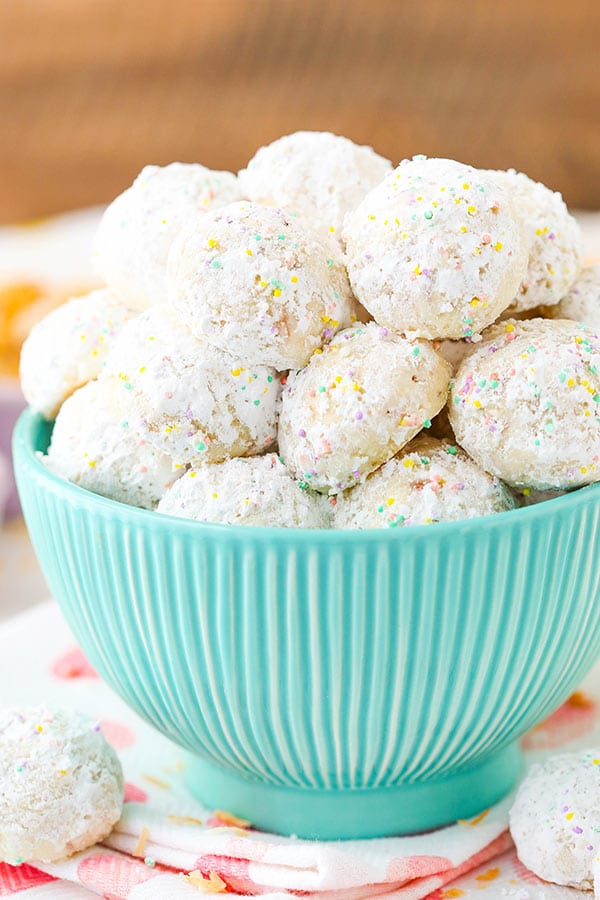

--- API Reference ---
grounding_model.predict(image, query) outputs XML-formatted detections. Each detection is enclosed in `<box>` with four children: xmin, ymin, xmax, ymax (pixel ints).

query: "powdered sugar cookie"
<box><xmin>278</xmin><ymin>322</ymin><xmax>451</xmax><ymax>494</ymax></box>
<box><xmin>334</xmin><ymin>435</ymin><xmax>514</xmax><ymax>528</ymax></box>
<box><xmin>449</xmin><ymin>318</ymin><xmax>600</xmax><ymax>489</ymax></box>
<box><xmin>20</xmin><ymin>289</ymin><xmax>133</xmax><ymax>419</ymax></box>
<box><xmin>343</xmin><ymin>156</ymin><xmax>528</xmax><ymax>340</ymax></box>
<box><xmin>103</xmin><ymin>305</ymin><xmax>281</xmax><ymax>465</ymax></box>
<box><xmin>93</xmin><ymin>163</ymin><xmax>242</xmax><ymax>310</ymax></box>
<box><xmin>0</xmin><ymin>706</ymin><xmax>123</xmax><ymax>864</ymax></box>
<box><xmin>159</xmin><ymin>453</ymin><xmax>332</xmax><ymax>528</ymax></box>
<box><xmin>542</xmin><ymin>265</ymin><xmax>600</xmax><ymax>329</ymax></box>
<box><xmin>45</xmin><ymin>378</ymin><xmax>182</xmax><ymax>509</ymax></box>
<box><xmin>491</xmin><ymin>169</ymin><xmax>582</xmax><ymax>312</ymax></box>
<box><xmin>238</xmin><ymin>131</ymin><xmax>392</xmax><ymax>237</ymax></box>
<box><xmin>168</xmin><ymin>201</ymin><xmax>358</xmax><ymax>369</ymax></box>
<box><xmin>509</xmin><ymin>748</ymin><xmax>600</xmax><ymax>890</ymax></box>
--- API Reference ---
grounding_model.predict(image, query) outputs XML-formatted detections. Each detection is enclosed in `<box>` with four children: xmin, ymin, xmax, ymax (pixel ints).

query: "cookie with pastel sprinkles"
<box><xmin>238</xmin><ymin>130</ymin><xmax>392</xmax><ymax>237</ymax></box>
<box><xmin>167</xmin><ymin>201</ymin><xmax>360</xmax><ymax>369</ymax></box>
<box><xmin>0</xmin><ymin>707</ymin><xmax>123</xmax><ymax>864</ymax></box>
<box><xmin>343</xmin><ymin>156</ymin><xmax>528</xmax><ymax>340</ymax></box>
<box><xmin>103</xmin><ymin>305</ymin><xmax>282</xmax><ymax>465</ymax></box>
<box><xmin>19</xmin><ymin>288</ymin><xmax>133</xmax><ymax>419</ymax></box>
<box><xmin>490</xmin><ymin>169</ymin><xmax>583</xmax><ymax>312</ymax></box>
<box><xmin>542</xmin><ymin>265</ymin><xmax>600</xmax><ymax>330</ymax></box>
<box><xmin>45</xmin><ymin>378</ymin><xmax>183</xmax><ymax>509</ymax></box>
<box><xmin>93</xmin><ymin>163</ymin><xmax>243</xmax><ymax>310</ymax></box>
<box><xmin>449</xmin><ymin>318</ymin><xmax>600</xmax><ymax>489</ymax></box>
<box><xmin>509</xmin><ymin>749</ymin><xmax>600</xmax><ymax>890</ymax></box>
<box><xmin>278</xmin><ymin>322</ymin><xmax>451</xmax><ymax>494</ymax></box>
<box><xmin>158</xmin><ymin>453</ymin><xmax>332</xmax><ymax>528</ymax></box>
<box><xmin>333</xmin><ymin>435</ymin><xmax>515</xmax><ymax>528</ymax></box>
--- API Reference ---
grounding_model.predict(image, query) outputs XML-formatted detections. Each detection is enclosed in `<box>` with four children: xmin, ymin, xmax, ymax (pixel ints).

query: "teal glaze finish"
<box><xmin>13</xmin><ymin>409</ymin><xmax>600</xmax><ymax>838</ymax></box>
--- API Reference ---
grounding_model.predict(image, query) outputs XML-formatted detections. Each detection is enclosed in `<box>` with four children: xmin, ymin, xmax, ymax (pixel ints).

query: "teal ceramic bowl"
<box><xmin>13</xmin><ymin>408</ymin><xmax>600</xmax><ymax>839</ymax></box>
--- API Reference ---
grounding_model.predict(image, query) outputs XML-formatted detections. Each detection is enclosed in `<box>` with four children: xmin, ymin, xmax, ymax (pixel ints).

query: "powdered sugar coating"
<box><xmin>20</xmin><ymin>289</ymin><xmax>133</xmax><ymax>419</ymax></box>
<box><xmin>93</xmin><ymin>163</ymin><xmax>242</xmax><ymax>310</ymax></box>
<box><xmin>542</xmin><ymin>265</ymin><xmax>600</xmax><ymax>329</ymax></box>
<box><xmin>278</xmin><ymin>322</ymin><xmax>451</xmax><ymax>494</ymax></box>
<box><xmin>168</xmin><ymin>201</ymin><xmax>359</xmax><ymax>369</ymax></box>
<box><xmin>0</xmin><ymin>706</ymin><xmax>123</xmax><ymax>864</ymax></box>
<box><xmin>158</xmin><ymin>453</ymin><xmax>332</xmax><ymax>528</ymax></box>
<box><xmin>343</xmin><ymin>157</ymin><xmax>528</xmax><ymax>340</ymax></box>
<box><xmin>45</xmin><ymin>378</ymin><xmax>182</xmax><ymax>509</ymax></box>
<box><xmin>103</xmin><ymin>305</ymin><xmax>281</xmax><ymax>465</ymax></box>
<box><xmin>334</xmin><ymin>435</ymin><xmax>515</xmax><ymax>528</ymax></box>
<box><xmin>238</xmin><ymin>131</ymin><xmax>392</xmax><ymax>236</ymax></box>
<box><xmin>491</xmin><ymin>170</ymin><xmax>583</xmax><ymax>312</ymax></box>
<box><xmin>449</xmin><ymin>318</ymin><xmax>600</xmax><ymax>489</ymax></box>
<box><xmin>509</xmin><ymin>749</ymin><xmax>600</xmax><ymax>890</ymax></box>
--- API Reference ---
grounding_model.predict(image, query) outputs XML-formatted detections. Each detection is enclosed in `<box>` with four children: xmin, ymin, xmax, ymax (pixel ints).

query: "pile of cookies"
<box><xmin>20</xmin><ymin>132</ymin><xmax>600</xmax><ymax>528</ymax></box>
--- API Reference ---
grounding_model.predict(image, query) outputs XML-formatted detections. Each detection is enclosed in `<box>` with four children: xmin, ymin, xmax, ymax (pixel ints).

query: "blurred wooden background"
<box><xmin>0</xmin><ymin>0</ymin><xmax>599</xmax><ymax>222</ymax></box>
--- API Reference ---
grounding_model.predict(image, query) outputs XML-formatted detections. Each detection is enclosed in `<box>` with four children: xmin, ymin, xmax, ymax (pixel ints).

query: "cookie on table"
<box><xmin>238</xmin><ymin>130</ymin><xmax>392</xmax><ymax>237</ymax></box>
<box><xmin>490</xmin><ymin>169</ymin><xmax>583</xmax><ymax>313</ymax></box>
<box><xmin>343</xmin><ymin>156</ymin><xmax>528</xmax><ymax>340</ymax></box>
<box><xmin>333</xmin><ymin>435</ymin><xmax>515</xmax><ymax>528</ymax></box>
<box><xmin>0</xmin><ymin>707</ymin><xmax>123</xmax><ymax>864</ymax></box>
<box><xmin>541</xmin><ymin>265</ymin><xmax>600</xmax><ymax>330</ymax></box>
<box><xmin>167</xmin><ymin>201</ymin><xmax>359</xmax><ymax>369</ymax></box>
<box><xmin>19</xmin><ymin>289</ymin><xmax>133</xmax><ymax>420</ymax></box>
<box><xmin>93</xmin><ymin>163</ymin><xmax>242</xmax><ymax>310</ymax></box>
<box><xmin>509</xmin><ymin>749</ymin><xmax>600</xmax><ymax>890</ymax></box>
<box><xmin>449</xmin><ymin>318</ymin><xmax>600</xmax><ymax>490</ymax></box>
<box><xmin>103</xmin><ymin>305</ymin><xmax>282</xmax><ymax>465</ymax></box>
<box><xmin>278</xmin><ymin>322</ymin><xmax>451</xmax><ymax>494</ymax></box>
<box><xmin>158</xmin><ymin>453</ymin><xmax>332</xmax><ymax>528</ymax></box>
<box><xmin>45</xmin><ymin>378</ymin><xmax>183</xmax><ymax>509</ymax></box>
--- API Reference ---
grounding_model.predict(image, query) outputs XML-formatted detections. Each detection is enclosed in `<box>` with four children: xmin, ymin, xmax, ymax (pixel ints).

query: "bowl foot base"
<box><xmin>184</xmin><ymin>741</ymin><xmax>522</xmax><ymax>840</ymax></box>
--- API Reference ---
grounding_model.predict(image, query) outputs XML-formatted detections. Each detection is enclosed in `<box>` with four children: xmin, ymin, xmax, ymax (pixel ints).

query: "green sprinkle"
<box><xmin>318</xmin><ymin>386</ymin><xmax>326</xmax><ymax>393</ymax></box>
<box><xmin>389</xmin><ymin>515</ymin><xmax>405</xmax><ymax>528</ymax></box>
<box><xmin>144</xmin><ymin>858</ymin><xmax>156</xmax><ymax>868</ymax></box>
<box><xmin>267</xmin><ymin>375</ymin><xmax>273</xmax><ymax>382</ymax></box>
<box><xmin>298</xmin><ymin>481</ymin><xmax>309</xmax><ymax>490</ymax></box>
<box><xmin>377</xmin><ymin>505</ymin><xmax>384</xmax><ymax>513</ymax></box>
<box><xmin>593</xmin><ymin>395</ymin><xmax>600</xmax><ymax>403</ymax></box>
<box><xmin>120</xmin><ymin>420</ymin><xmax>128</xmax><ymax>428</ymax></box>
<box><xmin>211</xmin><ymin>259</ymin><xmax>221</xmax><ymax>269</ymax></box>
<box><xmin>253</xmin><ymin>399</ymin><xmax>261</xmax><ymax>406</ymax></box>
<box><xmin>412</xmin><ymin>347</ymin><xmax>420</xmax><ymax>357</ymax></box>
<box><xmin>446</xmin><ymin>445</ymin><xmax>458</xmax><ymax>455</ymax></box>
<box><xmin>327</xmin><ymin>258</ymin><xmax>334</xmax><ymax>267</ymax></box>
<box><xmin>196</xmin><ymin>442</ymin><xmax>206</xmax><ymax>452</ymax></box>
<box><xmin>489</xmin><ymin>379</ymin><xmax>499</xmax><ymax>389</ymax></box>
<box><xmin>424</xmin><ymin>210</ymin><xmax>433</xmax><ymax>220</ymax></box>
<box><xmin>420</xmin><ymin>457</ymin><xmax>430</xmax><ymax>465</ymax></box>
<box><xmin>423</xmin><ymin>418</ymin><xmax>431</xmax><ymax>428</ymax></box>
<box><xmin>559</xmin><ymin>372</ymin><xmax>567</xmax><ymax>383</ymax></box>
<box><xmin>478</xmin><ymin>379</ymin><xmax>487</xmax><ymax>388</ymax></box>
<box><xmin>254</xmin><ymin>234</ymin><xmax>262</xmax><ymax>240</ymax></box>
<box><xmin>534</xmin><ymin>438</ymin><xmax>541</xmax><ymax>446</ymax></box>
<box><xmin>124</xmin><ymin>382</ymin><xmax>132</xmax><ymax>391</ymax></box>
<box><xmin>277</xmin><ymin>234</ymin><xmax>286</xmax><ymax>240</ymax></box>
<box><xmin>545</xmin><ymin>421</ymin><xmax>555</xmax><ymax>433</ymax></box>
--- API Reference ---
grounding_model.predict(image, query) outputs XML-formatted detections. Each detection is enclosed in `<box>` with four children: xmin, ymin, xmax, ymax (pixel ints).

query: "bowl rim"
<box><xmin>13</xmin><ymin>405</ymin><xmax>600</xmax><ymax>547</ymax></box>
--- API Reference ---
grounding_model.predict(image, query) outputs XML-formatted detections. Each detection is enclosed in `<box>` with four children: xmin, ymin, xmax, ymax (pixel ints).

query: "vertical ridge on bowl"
<box><xmin>13</xmin><ymin>409</ymin><xmax>600</xmax><ymax>839</ymax></box>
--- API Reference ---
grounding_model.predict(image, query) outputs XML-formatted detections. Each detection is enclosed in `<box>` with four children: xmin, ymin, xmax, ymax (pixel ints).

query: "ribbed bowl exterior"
<box><xmin>13</xmin><ymin>410</ymin><xmax>600</xmax><ymax>792</ymax></box>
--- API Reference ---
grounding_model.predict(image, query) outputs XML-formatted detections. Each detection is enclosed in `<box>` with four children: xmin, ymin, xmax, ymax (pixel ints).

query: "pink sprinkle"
<box><xmin>165</xmin><ymin>391</ymin><xmax>173</xmax><ymax>399</ymax></box>
<box><xmin>139</xmin><ymin>465</ymin><xmax>148</xmax><ymax>473</ymax></box>
<box><xmin>482</xmin><ymin>234</ymin><xmax>492</xmax><ymax>245</ymax></box>
<box><xmin>355</xmin><ymin>411</ymin><xmax>363</xmax><ymax>420</ymax></box>
<box><xmin>298</xmin><ymin>428</ymin><xmax>306</xmax><ymax>437</ymax></box>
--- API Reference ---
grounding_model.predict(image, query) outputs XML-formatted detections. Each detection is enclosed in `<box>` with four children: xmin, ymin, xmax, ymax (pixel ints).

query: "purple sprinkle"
<box><xmin>93</xmin><ymin>722</ymin><xmax>101</xmax><ymax>732</ymax></box>
<box><xmin>587</xmin><ymin>845</ymin><xmax>594</xmax><ymax>851</ymax></box>
<box><xmin>185</xmin><ymin>408</ymin><xmax>193</xmax><ymax>420</ymax></box>
<box><xmin>355</xmin><ymin>411</ymin><xmax>363</xmax><ymax>420</ymax></box>
<box><xmin>562</xmin><ymin>805</ymin><xmax>570</xmax><ymax>812</ymax></box>
<box><xmin>379</xmin><ymin>327</ymin><xmax>389</xmax><ymax>338</ymax></box>
<box><xmin>298</xmin><ymin>429</ymin><xmax>306</xmax><ymax>437</ymax></box>
<box><xmin>353</xmin><ymin>469</ymin><xmax>361</xmax><ymax>478</ymax></box>
<box><xmin>548</xmin><ymin>232</ymin><xmax>556</xmax><ymax>240</ymax></box>
<box><xmin>186</xmin><ymin>431</ymin><xmax>194</xmax><ymax>438</ymax></box>
<box><xmin>573</xmin><ymin>826</ymin><xmax>584</xmax><ymax>834</ymax></box>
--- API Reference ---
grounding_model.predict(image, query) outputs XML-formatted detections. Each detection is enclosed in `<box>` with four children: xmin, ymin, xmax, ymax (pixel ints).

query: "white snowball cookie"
<box><xmin>20</xmin><ymin>289</ymin><xmax>133</xmax><ymax>419</ymax></box>
<box><xmin>334</xmin><ymin>434</ymin><xmax>514</xmax><ymax>527</ymax></box>
<box><xmin>543</xmin><ymin>265</ymin><xmax>600</xmax><ymax>329</ymax></box>
<box><xmin>343</xmin><ymin>156</ymin><xmax>528</xmax><ymax>340</ymax></box>
<box><xmin>278</xmin><ymin>322</ymin><xmax>451</xmax><ymax>494</ymax></box>
<box><xmin>449</xmin><ymin>318</ymin><xmax>600</xmax><ymax>489</ymax></box>
<box><xmin>103</xmin><ymin>305</ymin><xmax>281</xmax><ymax>465</ymax></box>
<box><xmin>93</xmin><ymin>163</ymin><xmax>242</xmax><ymax>310</ymax></box>
<box><xmin>509</xmin><ymin>748</ymin><xmax>600</xmax><ymax>890</ymax></box>
<box><xmin>159</xmin><ymin>453</ymin><xmax>332</xmax><ymax>528</ymax></box>
<box><xmin>238</xmin><ymin>130</ymin><xmax>392</xmax><ymax>236</ymax></box>
<box><xmin>491</xmin><ymin>169</ymin><xmax>582</xmax><ymax>312</ymax></box>
<box><xmin>168</xmin><ymin>201</ymin><xmax>359</xmax><ymax>369</ymax></box>
<box><xmin>0</xmin><ymin>706</ymin><xmax>123</xmax><ymax>864</ymax></box>
<box><xmin>46</xmin><ymin>378</ymin><xmax>182</xmax><ymax>509</ymax></box>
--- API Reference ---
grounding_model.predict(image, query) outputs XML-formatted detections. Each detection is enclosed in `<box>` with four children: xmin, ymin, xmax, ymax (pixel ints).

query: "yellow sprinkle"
<box><xmin>386</xmin><ymin>497</ymin><xmax>395</xmax><ymax>506</ymax></box>
<box><xmin>272</xmin><ymin>288</ymin><xmax>282</xmax><ymax>297</ymax></box>
<box><xmin>88</xmin><ymin>460</ymin><xmax>97</xmax><ymax>468</ymax></box>
<box><xmin>505</xmin><ymin>323</ymin><xmax>515</xmax><ymax>332</ymax></box>
<box><xmin>189</xmin><ymin>471</ymin><xmax>196</xmax><ymax>478</ymax></box>
<box><xmin>80</xmin><ymin>334</ymin><xmax>86</xmax><ymax>340</ymax></box>
<box><xmin>259</xmin><ymin>280</ymin><xmax>268</xmax><ymax>288</ymax></box>
<box><xmin>467</xmin><ymin>205</ymin><xmax>477</xmax><ymax>215</ymax></box>
<box><xmin>291</xmin><ymin>276</ymin><xmax>298</xmax><ymax>283</ymax></box>
<box><xmin>368</xmin><ymin>215</ymin><xmax>376</xmax><ymax>221</ymax></box>
<box><xmin>92</xmin><ymin>350</ymin><xmax>98</xmax><ymax>357</ymax></box>
<box><xmin>462</xmin><ymin>182</ymin><xmax>470</xmax><ymax>189</ymax></box>
<box><xmin>36</xmin><ymin>725</ymin><xmax>43</xmax><ymax>732</ymax></box>
<box><xmin>413</xmin><ymin>265</ymin><xmax>422</xmax><ymax>275</ymax></box>
<box><xmin>168</xmin><ymin>814</ymin><xmax>204</xmax><ymax>827</ymax></box>
<box><xmin>403</xmin><ymin>459</ymin><xmax>415</xmax><ymax>467</ymax></box>
<box><xmin>213</xmin><ymin>810</ymin><xmax>251</xmax><ymax>828</ymax></box>
<box><xmin>139</xmin><ymin>366</ymin><xmax>146</xmax><ymax>373</ymax></box>
<box><xmin>185</xmin><ymin>870</ymin><xmax>227</xmax><ymax>893</ymax></box>
<box><xmin>335</xmin><ymin>375</ymin><xmax>342</xmax><ymax>383</ymax></box>
<box><xmin>593</xmin><ymin>759</ymin><xmax>600</xmax><ymax>765</ymax></box>
<box><xmin>132</xmin><ymin>826</ymin><xmax>150</xmax><ymax>858</ymax></box>
<box><xmin>454</xmin><ymin>198</ymin><xmax>461</xmax><ymax>205</ymax></box>
<box><xmin>494</xmin><ymin>242</ymin><xmax>503</xmax><ymax>251</ymax></box>
<box><xmin>585</xmin><ymin>410</ymin><xmax>591</xmax><ymax>416</ymax></box>
<box><xmin>321</xmin><ymin>315</ymin><xmax>331</xmax><ymax>323</ymax></box>
<box><xmin>230</xmin><ymin>368</ymin><xmax>243</xmax><ymax>376</ymax></box>
<box><xmin>59</xmin><ymin>769</ymin><xmax>67</xmax><ymax>776</ymax></box>
<box><xmin>523</xmin><ymin>487</ymin><xmax>531</xmax><ymax>496</ymax></box>
<box><xmin>460</xmin><ymin>225</ymin><xmax>467</xmax><ymax>233</ymax></box>
<box><xmin>581</xmin><ymin>467</ymin><xmax>588</xmax><ymax>474</ymax></box>
<box><xmin>142</xmin><ymin>774</ymin><xmax>171</xmax><ymax>789</ymax></box>
<box><xmin>246</xmin><ymin>249</ymin><xmax>253</xmax><ymax>256</ymax></box>
<box><xmin>567</xmin><ymin>378</ymin><xmax>575</xmax><ymax>387</ymax></box>
<box><xmin>470</xmin><ymin>298</ymin><xmax>480</xmax><ymax>307</ymax></box>
<box><xmin>328</xmin><ymin>226</ymin><xmax>336</xmax><ymax>233</ymax></box>
<box><xmin>212</xmin><ymin>492</ymin><xmax>218</xmax><ymax>498</ymax></box>
<box><xmin>566</xmin><ymin>811</ymin><xmax>574</xmax><ymax>820</ymax></box>
<box><xmin>207</xmin><ymin>238</ymin><xmax>219</xmax><ymax>249</ymax></box>
<box><xmin>473</xmin><ymin>400</ymin><xmax>481</xmax><ymax>408</ymax></box>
